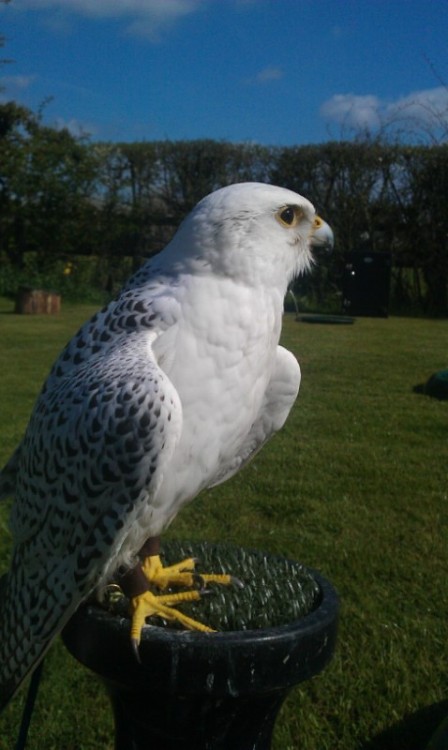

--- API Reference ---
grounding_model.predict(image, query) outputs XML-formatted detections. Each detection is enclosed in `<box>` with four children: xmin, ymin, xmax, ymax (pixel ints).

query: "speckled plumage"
<box><xmin>0</xmin><ymin>182</ymin><xmax>330</xmax><ymax>709</ymax></box>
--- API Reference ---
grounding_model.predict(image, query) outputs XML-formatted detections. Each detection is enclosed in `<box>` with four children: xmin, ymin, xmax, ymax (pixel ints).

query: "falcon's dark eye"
<box><xmin>276</xmin><ymin>205</ymin><xmax>302</xmax><ymax>228</ymax></box>
<box><xmin>280</xmin><ymin>207</ymin><xmax>295</xmax><ymax>225</ymax></box>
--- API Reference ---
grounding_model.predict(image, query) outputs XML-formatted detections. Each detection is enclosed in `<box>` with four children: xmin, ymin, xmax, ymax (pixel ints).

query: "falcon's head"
<box><xmin>168</xmin><ymin>182</ymin><xmax>333</xmax><ymax>290</ymax></box>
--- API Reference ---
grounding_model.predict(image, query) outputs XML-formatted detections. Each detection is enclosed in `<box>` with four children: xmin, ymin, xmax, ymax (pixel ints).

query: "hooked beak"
<box><xmin>310</xmin><ymin>216</ymin><xmax>334</xmax><ymax>252</ymax></box>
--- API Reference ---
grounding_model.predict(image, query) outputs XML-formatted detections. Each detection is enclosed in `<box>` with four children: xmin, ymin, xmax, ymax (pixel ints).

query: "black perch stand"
<box><xmin>62</xmin><ymin>543</ymin><xmax>339</xmax><ymax>750</ymax></box>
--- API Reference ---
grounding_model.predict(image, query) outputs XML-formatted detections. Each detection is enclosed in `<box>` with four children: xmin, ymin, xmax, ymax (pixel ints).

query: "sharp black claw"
<box><xmin>231</xmin><ymin>576</ymin><xmax>245</xmax><ymax>589</ymax></box>
<box><xmin>192</xmin><ymin>573</ymin><xmax>205</xmax><ymax>589</ymax></box>
<box><xmin>199</xmin><ymin>588</ymin><xmax>214</xmax><ymax>597</ymax></box>
<box><xmin>131</xmin><ymin>638</ymin><xmax>142</xmax><ymax>664</ymax></box>
<box><xmin>180</xmin><ymin>558</ymin><xmax>199</xmax><ymax>571</ymax></box>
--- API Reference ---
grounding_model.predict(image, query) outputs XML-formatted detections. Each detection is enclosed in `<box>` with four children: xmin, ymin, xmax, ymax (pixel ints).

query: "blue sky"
<box><xmin>1</xmin><ymin>0</ymin><xmax>447</xmax><ymax>145</ymax></box>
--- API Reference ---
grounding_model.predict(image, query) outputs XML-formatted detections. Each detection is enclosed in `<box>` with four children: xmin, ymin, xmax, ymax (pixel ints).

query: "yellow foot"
<box><xmin>130</xmin><ymin>589</ymin><xmax>215</xmax><ymax>656</ymax></box>
<box><xmin>127</xmin><ymin>553</ymin><xmax>242</xmax><ymax>654</ymax></box>
<box><xmin>141</xmin><ymin>554</ymin><xmax>233</xmax><ymax>591</ymax></box>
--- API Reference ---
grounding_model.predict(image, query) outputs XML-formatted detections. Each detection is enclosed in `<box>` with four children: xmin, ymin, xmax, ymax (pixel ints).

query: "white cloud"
<box><xmin>0</xmin><ymin>74</ymin><xmax>37</xmax><ymax>91</ymax></box>
<box><xmin>244</xmin><ymin>66</ymin><xmax>284</xmax><ymax>86</ymax></box>
<box><xmin>16</xmin><ymin>0</ymin><xmax>202</xmax><ymax>39</ymax></box>
<box><xmin>255</xmin><ymin>66</ymin><xmax>284</xmax><ymax>83</ymax></box>
<box><xmin>17</xmin><ymin>0</ymin><xmax>195</xmax><ymax>18</ymax></box>
<box><xmin>54</xmin><ymin>116</ymin><xmax>97</xmax><ymax>138</ymax></box>
<box><xmin>386</xmin><ymin>86</ymin><xmax>448</xmax><ymax>126</ymax></box>
<box><xmin>320</xmin><ymin>87</ymin><xmax>448</xmax><ymax>137</ymax></box>
<box><xmin>320</xmin><ymin>93</ymin><xmax>382</xmax><ymax>130</ymax></box>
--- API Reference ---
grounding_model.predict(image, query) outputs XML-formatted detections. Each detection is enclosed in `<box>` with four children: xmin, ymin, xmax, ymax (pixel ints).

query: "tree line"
<box><xmin>0</xmin><ymin>101</ymin><xmax>447</xmax><ymax>315</ymax></box>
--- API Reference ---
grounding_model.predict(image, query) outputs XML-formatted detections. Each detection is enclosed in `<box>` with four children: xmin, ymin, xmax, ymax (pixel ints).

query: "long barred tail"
<box><xmin>0</xmin><ymin>451</ymin><xmax>38</xmax><ymax>710</ymax></box>
<box><xmin>0</xmin><ymin>548</ymin><xmax>90</xmax><ymax>715</ymax></box>
<box><xmin>0</xmin><ymin>448</ymin><xmax>20</xmax><ymax>502</ymax></box>
<box><xmin>0</xmin><ymin>572</ymin><xmax>52</xmax><ymax>713</ymax></box>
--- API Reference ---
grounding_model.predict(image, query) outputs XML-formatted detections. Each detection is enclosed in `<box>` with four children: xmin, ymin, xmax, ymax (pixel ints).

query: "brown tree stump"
<box><xmin>15</xmin><ymin>287</ymin><xmax>61</xmax><ymax>314</ymax></box>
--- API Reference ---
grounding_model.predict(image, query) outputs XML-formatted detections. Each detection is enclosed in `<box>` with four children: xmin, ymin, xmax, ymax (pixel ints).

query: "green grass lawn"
<box><xmin>0</xmin><ymin>297</ymin><xmax>447</xmax><ymax>749</ymax></box>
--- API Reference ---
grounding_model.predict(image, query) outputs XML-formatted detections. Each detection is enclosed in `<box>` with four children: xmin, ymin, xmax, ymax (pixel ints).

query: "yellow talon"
<box><xmin>141</xmin><ymin>554</ymin><xmax>197</xmax><ymax>590</ymax></box>
<box><xmin>130</xmin><ymin>589</ymin><xmax>215</xmax><ymax>647</ymax></box>
<box><xmin>141</xmin><ymin>554</ymin><xmax>233</xmax><ymax>591</ymax></box>
<box><xmin>200</xmin><ymin>573</ymin><xmax>233</xmax><ymax>586</ymax></box>
<box><xmin>126</xmin><ymin>550</ymin><xmax>237</xmax><ymax>649</ymax></box>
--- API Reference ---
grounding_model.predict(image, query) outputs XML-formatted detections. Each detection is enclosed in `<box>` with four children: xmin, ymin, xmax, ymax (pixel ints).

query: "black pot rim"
<box><xmin>63</xmin><ymin>557</ymin><xmax>339</xmax><ymax>696</ymax></box>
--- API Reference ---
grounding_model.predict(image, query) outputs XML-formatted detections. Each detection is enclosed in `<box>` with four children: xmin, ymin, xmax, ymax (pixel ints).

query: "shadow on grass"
<box><xmin>360</xmin><ymin>701</ymin><xmax>448</xmax><ymax>750</ymax></box>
